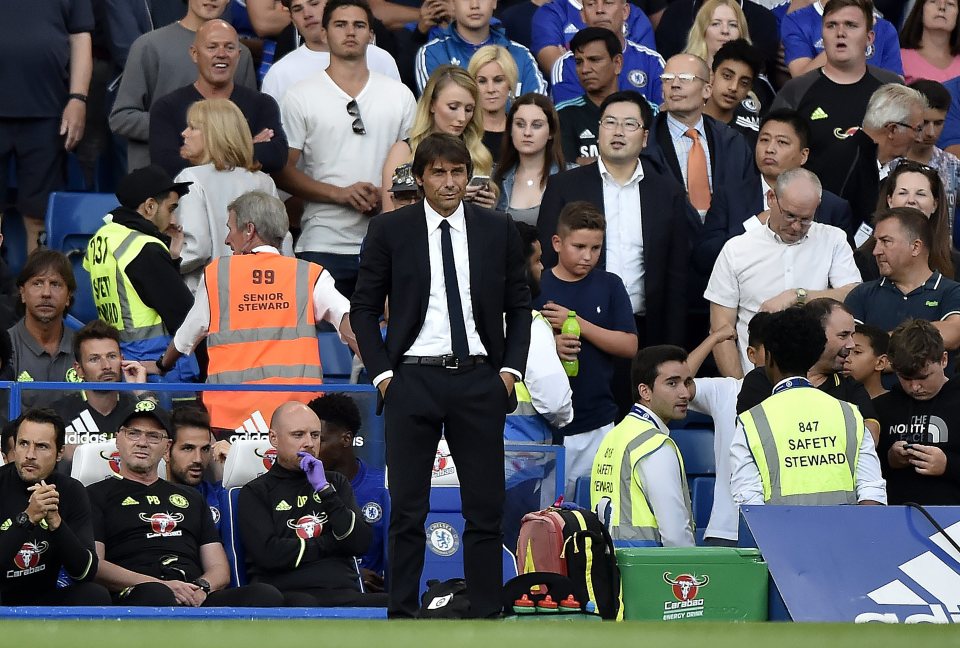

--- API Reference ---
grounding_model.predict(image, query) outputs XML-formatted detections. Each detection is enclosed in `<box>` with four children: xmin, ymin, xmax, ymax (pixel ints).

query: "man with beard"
<box><xmin>52</xmin><ymin>320</ymin><xmax>149</xmax><ymax>473</ymax></box>
<box><xmin>165</xmin><ymin>405</ymin><xmax>228</xmax><ymax>532</ymax></box>
<box><xmin>736</xmin><ymin>298</ymin><xmax>880</xmax><ymax>442</ymax></box>
<box><xmin>502</xmin><ymin>221</ymin><xmax>573</xmax><ymax>548</ymax></box>
<box><xmin>0</xmin><ymin>409</ymin><xmax>109</xmax><ymax>605</ymax></box>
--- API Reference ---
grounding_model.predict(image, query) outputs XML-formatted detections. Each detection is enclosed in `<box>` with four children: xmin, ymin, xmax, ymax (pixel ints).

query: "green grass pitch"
<box><xmin>1</xmin><ymin>620</ymin><xmax>956</xmax><ymax>648</ymax></box>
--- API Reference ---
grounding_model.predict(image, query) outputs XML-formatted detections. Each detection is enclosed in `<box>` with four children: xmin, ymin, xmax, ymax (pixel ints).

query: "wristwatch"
<box><xmin>193</xmin><ymin>577</ymin><xmax>211</xmax><ymax>594</ymax></box>
<box><xmin>155</xmin><ymin>354</ymin><xmax>171</xmax><ymax>376</ymax></box>
<box><xmin>15</xmin><ymin>512</ymin><xmax>35</xmax><ymax>530</ymax></box>
<box><xmin>68</xmin><ymin>93</ymin><xmax>87</xmax><ymax>103</ymax></box>
<box><xmin>795</xmin><ymin>288</ymin><xmax>807</xmax><ymax>305</ymax></box>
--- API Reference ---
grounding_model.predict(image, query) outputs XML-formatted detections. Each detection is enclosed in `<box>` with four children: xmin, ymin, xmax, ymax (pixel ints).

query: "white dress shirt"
<box><xmin>632</xmin><ymin>405</ymin><xmax>696</xmax><ymax>547</ymax></box>
<box><xmin>743</xmin><ymin>176</ymin><xmax>773</xmax><ymax>233</ymax></box>
<box><xmin>729</xmin><ymin>378</ymin><xmax>888</xmax><ymax>506</ymax></box>
<box><xmin>598</xmin><ymin>157</ymin><xmax>646</xmax><ymax>314</ymax></box>
<box><xmin>689</xmin><ymin>376</ymin><xmax>744</xmax><ymax>541</ymax></box>
<box><xmin>666</xmin><ymin>113</ymin><xmax>713</xmax><ymax>193</ymax></box>
<box><xmin>704</xmin><ymin>221</ymin><xmax>862</xmax><ymax>374</ymax></box>
<box><xmin>173</xmin><ymin>246</ymin><xmax>350</xmax><ymax>354</ymax></box>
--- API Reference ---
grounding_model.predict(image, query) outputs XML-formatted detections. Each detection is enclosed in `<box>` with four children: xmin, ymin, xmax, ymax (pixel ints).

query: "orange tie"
<box><xmin>685</xmin><ymin>128</ymin><xmax>711</xmax><ymax>211</ymax></box>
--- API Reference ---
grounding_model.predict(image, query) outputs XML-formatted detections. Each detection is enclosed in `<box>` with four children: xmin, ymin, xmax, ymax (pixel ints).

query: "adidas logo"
<box><xmin>276</xmin><ymin>500</ymin><xmax>292</xmax><ymax>511</ymax></box>
<box><xmin>579</xmin><ymin>128</ymin><xmax>595</xmax><ymax>139</ymax></box>
<box><xmin>65</xmin><ymin>410</ymin><xmax>111</xmax><ymax>444</ymax></box>
<box><xmin>17</xmin><ymin>371</ymin><xmax>33</xmax><ymax>382</ymax></box>
<box><xmin>858</xmin><ymin>520</ymin><xmax>960</xmax><ymax>623</ymax></box>
<box><xmin>564</xmin><ymin>23</ymin><xmax>578</xmax><ymax>34</ymax></box>
<box><xmin>234</xmin><ymin>411</ymin><xmax>270</xmax><ymax>436</ymax></box>
<box><xmin>121</xmin><ymin>497</ymin><xmax>139</xmax><ymax>506</ymax></box>
<box><xmin>810</xmin><ymin>107</ymin><xmax>828</xmax><ymax>121</ymax></box>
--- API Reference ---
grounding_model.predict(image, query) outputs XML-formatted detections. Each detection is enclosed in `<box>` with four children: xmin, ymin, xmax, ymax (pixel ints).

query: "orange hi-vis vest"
<box><xmin>203</xmin><ymin>252</ymin><xmax>324</xmax><ymax>430</ymax></box>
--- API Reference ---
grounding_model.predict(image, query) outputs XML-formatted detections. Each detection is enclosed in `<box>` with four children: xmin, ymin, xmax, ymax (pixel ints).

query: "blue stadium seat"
<box><xmin>574</xmin><ymin>476</ymin><xmax>591</xmax><ymax>509</ymax></box>
<box><xmin>44</xmin><ymin>191</ymin><xmax>117</xmax><ymax>323</ymax></box>
<box><xmin>673</xmin><ymin>427</ymin><xmax>716</xmax><ymax>476</ymax></box>
<box><xmin>691</xmin><ymin>476</ymin><xmax>715</xmax><ymax>530</ymax></box>
<box><xmin>669</xmin><ymin>410</ymin><xmax>714</xmax><ymax>429</ymax></box>
<box><xmin>1</xmin><ymin>211</ymin><xmax>28</xmax><ymax>276</ymax></box>
<box><xmin>318</xmin><ymin>331</ymin><xmax>353</xmax><ymax>383</ymax></box>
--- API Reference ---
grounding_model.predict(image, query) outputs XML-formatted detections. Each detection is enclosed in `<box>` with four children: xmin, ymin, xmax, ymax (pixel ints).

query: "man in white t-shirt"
<box><xmin>705</xmin><ymin>168</ymin><xmax>861</xmax><ymax>378</ymax></box>
<box><xmin>275</xmin><ymin>0</ymin><xmax>415</xmax><ymax>299</ymax></box>
<box><xmin>262</xmin><ymin>0</ymin><xmax>401</xmax><ymax>104</ymax></box>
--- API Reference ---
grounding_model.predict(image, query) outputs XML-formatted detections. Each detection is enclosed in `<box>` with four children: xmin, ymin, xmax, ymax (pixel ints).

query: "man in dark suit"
<box><xmin>694</xmin><ymin>108</ymin><xmax>855</xmax><ymax>279</ymax></box>
<box><xmin>351</xmin><ymin>133</ymin><xmax>531</xmax><ymax>619</ymax></box>
<box><xmin>539</xmin><ymin>90</ymin><xmax>692</xmax><ymax>349</ymax></box>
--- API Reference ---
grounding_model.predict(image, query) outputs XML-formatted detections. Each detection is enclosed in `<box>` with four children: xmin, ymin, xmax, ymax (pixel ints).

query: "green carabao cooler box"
<box><xmin>615</xmin><ymin>547</ymin><xmax>768</xmax><ymax>621</ymax></box>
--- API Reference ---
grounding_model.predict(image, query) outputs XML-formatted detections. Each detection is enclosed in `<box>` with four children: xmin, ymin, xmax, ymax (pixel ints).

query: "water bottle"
<box><xmin>561</xmin><ymin>311</ymin><xmax>581</xmax><ymax>377</ymax></box>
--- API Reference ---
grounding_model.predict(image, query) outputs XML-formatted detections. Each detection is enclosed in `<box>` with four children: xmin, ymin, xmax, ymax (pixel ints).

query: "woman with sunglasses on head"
<box><xmin>492</xmin><ymin>94</ymin><xmax>569</xmax><ymax>225</ymax></box>
<box><xmin>380</xmin><ymin>65</ymin><xmax>495</xmax><ymax>212</ymax></box>
<box><xmin>468</xmin><ymin>46</ymin><xmax>519</xmax><ymax>167</ymax></box>
<box><xmin>855</xmin><ymin>161</ymin><xmax>959</xmax><ymax>281</ymax></box>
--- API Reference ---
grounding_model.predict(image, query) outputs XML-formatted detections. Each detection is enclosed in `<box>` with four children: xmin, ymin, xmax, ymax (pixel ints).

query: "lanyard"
<box><xmin>771</xmin><ymin>377</ymin><xmax>814</xmax><ymax>396</ymax></box>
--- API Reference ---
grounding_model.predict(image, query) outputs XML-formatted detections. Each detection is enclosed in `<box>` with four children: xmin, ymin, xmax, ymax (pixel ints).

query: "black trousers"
<box><xmin>383</xmin><ymin>362</ymin><xmax>507</xmax><ymax>618</ymax></box>
<box><xmin>281</xmin><ymin>589</ymin><xmax>389</xmax><ymax>607</ymax></box>
<box><xmin>2</xmin><ymin>581</ymin><xmax>112</xmax><ymax>606</ymax></box>
<box><xmin>115</xmin><ymin>582</ymin><xmax>284</xmax><ymax>607</ymax></box>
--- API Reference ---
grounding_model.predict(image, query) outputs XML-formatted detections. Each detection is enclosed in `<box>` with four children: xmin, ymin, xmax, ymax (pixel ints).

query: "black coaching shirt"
<box><xmin>0</xmin><ymin>463</ymin><xmax>97</xmax><ymax>603</ymax></box>
<box><xmin>87</xmin><ymin>476</ymin><xmax>219</xmax><ymax>582</ymax></box>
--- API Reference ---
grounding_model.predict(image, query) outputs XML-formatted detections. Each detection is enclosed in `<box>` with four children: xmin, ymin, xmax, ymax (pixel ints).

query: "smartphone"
<box><xmin>468</xmin><ymin>175</ymin><xmax>490</xmax><ymax>189</ymax></box>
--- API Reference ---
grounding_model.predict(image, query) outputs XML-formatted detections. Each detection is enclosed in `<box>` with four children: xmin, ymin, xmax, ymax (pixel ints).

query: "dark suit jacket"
<box><xmin>537</xmin><ymin>154</ymin><xmax>692</xmax><ymax>346</ymax></box>
<box><xmin>693</xmin><ymin>186</ymin><xmax>855</xmax><ymax>277</ymax></box>
<box><xmin>351</xmin><ymin>201</ymin><xmax>532</xmax><ymax>386</ymax></box>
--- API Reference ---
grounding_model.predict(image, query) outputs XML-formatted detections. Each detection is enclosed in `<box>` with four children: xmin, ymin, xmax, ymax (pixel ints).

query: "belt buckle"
<box><xmin>441</xmin><ymin>354</ymin><xmax>460</xmax><ymax>369</ymax></box>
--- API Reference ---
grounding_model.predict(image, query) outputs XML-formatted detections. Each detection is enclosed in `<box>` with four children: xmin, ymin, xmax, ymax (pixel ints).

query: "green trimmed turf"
<box><xmin>0</xmin><ymin>620</ymin><xmax>955</xmax><ymax>648</ymax></box>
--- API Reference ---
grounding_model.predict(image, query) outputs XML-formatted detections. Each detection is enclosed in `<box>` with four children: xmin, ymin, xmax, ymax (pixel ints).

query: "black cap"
<box><xmin>119</xmin><ymin>399</ymin><xmax>173</xmax><ymax>436</ymax></box>
<box><xmin>116</xmin><ymin>165</ymin><xmax>192</xmax><ymax>210</ymax></box>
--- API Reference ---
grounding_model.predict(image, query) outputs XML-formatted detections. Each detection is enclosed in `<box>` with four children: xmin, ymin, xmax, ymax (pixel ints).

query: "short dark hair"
<box><xmin>322</xmin><ymin>0</ymin><xmax>374</xmax><ymax>28</ymax></box>
<box><xmin>764</xmin><ymin>308</ymin><xmax>826</xmax><ymax>376</ymax></box>
<box><xmin>760</xmin><ymin>108</ymin><xmax>810</xmax><ymax>150</ymax></box>
<box><xmin>598</xmin><ymin>90</ymin><xmax>653</xmax><ymax>131</ymax></box>
<box><xmin>711</xmin><ymin>38</ymin><xmax>762</xmax><ymax>78</ymax></box>
<box><xmin>2</xmin><ymin>418</ymin><xmax>17</xmax><ymax>455</ymax></box>
<box><xmin>556</xmin><ymin>201</ymin><xmax>605</xmax><ymax>237</ymax></box>
<box><xmin>803</xmin><ymin>297</ymin><xmax>851</xmax><ymax>328</ymax></box>
<box><xmin>16</xmin><ymin>408</ymin><xmax>67</xmax><ymax>452</ymax></box>
<box><xmin>17</xmin><ymin>249</ymin><xmax>77</xmax><ymax>313</ymax></box>
<box><xmin>855</xmin><ymin>323</ymin><xmax>889</xmax><ymax>357</ymax></box>
<box><xmin>170</xmin><ymin>404</ymin><xmax>211</xmax><ymax>444</ymax></box>
<box><xmin>308</xmin><ymin>393</ymin><xmax>362</xmax><ymax>435</ymax></box>
<box><xmin>909</xmin><ymin>79</ymin><xmax>952</xmax><ymax>112</ymax></box>
<box><xmin>73</xmin><ymin>319</ymin><xmax>121</xmax><ymax>363</ymax></box>
<box><xmin>632</xmin><ymin>345</ymin><xmax>688</xmax><ymax>391</ymax></box>
<box><xmin>822</xmin><ymin>0</ymin><xmax>874</xmax><ymax>31</ymax></box>
<box><xmin>412</xmin><ymin>133</ymin><xmax>473</xmax><ymax>180</ymax></box>
<box><xmin>514</xmin><ymin>221</ymin><xmax>539</xmax><ymax>260</ymax></box>
<box><xmin>888</xmin><ymin>319</ymin><xmax>945</xmax><ymax>377</ymax></box>
<box><xmin>873</xmin><ymin>207</ymin><xmax>933</xmax><ymax>253</ymax></box>
<box><xmin>747</xmin><ymin>311</ymin><xmax>772</xmax><ymax>348</ymax></box>
<box><xmin>570</xmin><ymin>27</ymin><xmax>621</xmax><ymax>59</ymax></box>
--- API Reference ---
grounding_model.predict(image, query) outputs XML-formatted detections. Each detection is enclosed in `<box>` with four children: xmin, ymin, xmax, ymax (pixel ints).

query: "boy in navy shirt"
<box><xmin>536</xmin><ymin>201</ymin><xmax>638</xmax><ymax>495</ymax></box>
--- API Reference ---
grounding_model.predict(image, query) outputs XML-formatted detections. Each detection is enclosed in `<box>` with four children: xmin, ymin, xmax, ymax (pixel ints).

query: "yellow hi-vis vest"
<box><xmin>739</xmin><ymin>386</ymin><xmax>863</xmax><ymax>505</ymax></box>
<box><xmin>84</xmin><ymin>221</ymin><xmax>168</xmax><ymax>342</ymax></box>
<box><xmin>591</xmin><ymin>410</ymin><xmax>691</xmax><ymax>544</ymax></box>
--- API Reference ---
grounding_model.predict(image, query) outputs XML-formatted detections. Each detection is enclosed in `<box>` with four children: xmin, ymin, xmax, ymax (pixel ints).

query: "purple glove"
<box><xmin>297</xmin><ymin>452</ymin><xmax>329</xmax><ymax>491</ymax></box>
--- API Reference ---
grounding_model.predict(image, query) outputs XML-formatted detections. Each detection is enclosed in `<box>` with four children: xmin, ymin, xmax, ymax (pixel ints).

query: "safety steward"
<box><xmin>84</xmin><ymin>165</ymin><xmax>197</xmax><ymax>382</ymax></box>
<box><xmin>591</xmin><ymin>346</ymin><xmax>696</xmax><ymax>547</ymax></box>
<box><xmin>161</xmin><ymin>191</ymin><xmax>358</xmax><ymax>435</ymax></box>
<box><xmin>730</xmin><ymin>308</ymin><xmax>887</xmax><ymax>506</ymax></box>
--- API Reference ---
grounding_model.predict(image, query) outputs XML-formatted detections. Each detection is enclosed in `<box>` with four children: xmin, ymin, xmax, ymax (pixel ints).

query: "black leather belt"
<box><xmin>400</xmin><ymin>355</ymin><xmax>487</xmax><ymax>369</ymax></box>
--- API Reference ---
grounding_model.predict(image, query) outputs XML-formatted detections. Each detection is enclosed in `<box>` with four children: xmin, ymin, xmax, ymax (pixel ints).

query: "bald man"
<box><xmin>643</xmin><ymin>52</ymin><xmax>759</xmax><ymax>354</ymax></box>
<box><xmin>110</xmin><ymin>0</ymin><xmax>258</xmax><ymax>170</ymax></box>
<box><xmin>148</xmin><ymin>19</ymin><xmax>287</xmax><ymax>177</ymax></box>
<box><xmin>237</xmin><ymin>402</ymin><xmax>387</xmax><ymax>607</ymax></box>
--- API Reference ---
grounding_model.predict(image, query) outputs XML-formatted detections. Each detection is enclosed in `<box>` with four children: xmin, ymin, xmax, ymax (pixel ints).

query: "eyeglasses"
<box><xmin>891</xmin><ymin>121</ymin><xmax>923</xmax><ymax>134</ymax></box>
<box><xmin>659</xmin><ymin>73</ymin><xmax>708</xmax><ymax>85</ymax></box>
<box><xmin>347</xmin><ymin>99</ymin><xmax>366</xmax><ymax>135</ymax></box>
<box><xmin>771</xmin><ymin>191</ymin><xmax>815</xmax><ymax>228</ymax></box>
<box><xmin>120</xmin><ymin>427</ymin><xmax>168</xmax><ymax>444</ymax></box>
<box><xmin>599</xmin><ymin>116</ymin><xmax>645</xmax><ymax>132</ymax></box>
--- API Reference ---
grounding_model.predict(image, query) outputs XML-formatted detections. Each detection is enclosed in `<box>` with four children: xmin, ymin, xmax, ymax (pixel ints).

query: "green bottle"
<box><xmin>561</xmin><ymin>311</ymin><xmax>580</xmax><ymax>377</ymax></box>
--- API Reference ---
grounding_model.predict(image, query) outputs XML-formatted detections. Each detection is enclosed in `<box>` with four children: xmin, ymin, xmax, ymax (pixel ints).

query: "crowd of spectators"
<box><xmin>1</xmin><ymin>0</ymin><xmax>960</xmax><ymax>612</ymax></box>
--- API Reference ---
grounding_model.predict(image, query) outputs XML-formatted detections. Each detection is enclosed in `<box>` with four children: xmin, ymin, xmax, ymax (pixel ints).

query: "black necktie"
<box><xmin>439</xmin><ymin>219</ymin><xmax>470</xmax><ymax>361</ymax></box>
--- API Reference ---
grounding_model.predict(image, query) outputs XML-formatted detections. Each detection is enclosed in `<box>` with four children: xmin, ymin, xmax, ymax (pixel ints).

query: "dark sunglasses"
<box><xmin>347</xmin><ymin>99</ymin><xmax>365</xmax><ymax>135</ymax></box>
